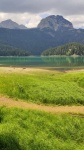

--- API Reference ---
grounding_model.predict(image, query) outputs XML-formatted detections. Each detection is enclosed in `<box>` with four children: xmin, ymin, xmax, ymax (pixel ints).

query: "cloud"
<box><xmin>0</xmin><ymin>0</ymin><xmax>84</xmax><ymax>28</ymax></box>
<box><xmin>0</xmin><ymin>13</ymin><xmax>41</xmax><ymax>28</ymax></box>
<box><xmin>0</xmin><ymin>12</ymin><xmax>84</xmax><ymax>29</ymax></box>
<box><xmin>0</xmin><ymin>0</ymin><xmax>84</xmax><ymax>16</ymax></box>
<box><xmin>65</xmin><ymin>15</ymin><xmax>84</xmax><ymax>28</ymax></box>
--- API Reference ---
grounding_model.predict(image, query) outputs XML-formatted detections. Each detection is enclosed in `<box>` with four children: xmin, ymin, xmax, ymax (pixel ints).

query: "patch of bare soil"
<box><xmin>0</xmin><ymin>67</ymin><xmax>56</xmax><ymax>74</ymax></box>
<box><xmin>0</xmin><ymin>96</ymin><xmax>84</xmax><ymax>114</ymax></box>
<box><xmin>0</xmin><ymin>66</ymin><xmax>84</xmax><ymax>74</ymax></box>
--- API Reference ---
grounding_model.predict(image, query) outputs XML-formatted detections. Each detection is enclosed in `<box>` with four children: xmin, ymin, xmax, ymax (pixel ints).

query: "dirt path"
<box><xmin>0</xmin><ymin>96</ymin><xmax>84</xmax><ymax>114</ymax></box>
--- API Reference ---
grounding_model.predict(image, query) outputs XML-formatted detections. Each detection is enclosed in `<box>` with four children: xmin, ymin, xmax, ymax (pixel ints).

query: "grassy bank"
<box><xmin>0</xmin><ymin>70</ymin><xmax>84</xmax><ymax>105</ymax></box>
<box><xmin>0</xmin><ymin>106</ymin><xmax>84</xmax><ymax>150</ymax></box>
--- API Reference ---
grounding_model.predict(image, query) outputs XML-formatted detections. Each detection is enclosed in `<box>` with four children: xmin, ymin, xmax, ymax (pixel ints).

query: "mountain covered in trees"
<box><xmin>42</xmin><ymin>43</ymin><xmax>84</xmax><ymax>56</ymax></box>
<box><xmin>0</xmin><ymin>43</ymin><xmax>30</xmax><ymax>56</ymax></box>
<box><xmin>0</xmin><ymin>15</ymin><xmax>84</xmax><ymax>55</ymax></box>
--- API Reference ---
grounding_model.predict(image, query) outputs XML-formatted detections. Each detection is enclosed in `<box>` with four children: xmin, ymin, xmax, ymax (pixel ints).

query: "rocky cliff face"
<box><xmin>0</xmin><ymin>19</ymin><xmax>27</xmax><ymax>29</ymax></box>
<box><xmin>37</xmin><ymin>15</ymin><xmax>73</xmax><ymax>31</ymax></box>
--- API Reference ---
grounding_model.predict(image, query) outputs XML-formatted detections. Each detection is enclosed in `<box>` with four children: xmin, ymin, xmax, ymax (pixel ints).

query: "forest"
<box><xmin>0</xmin><ymin>43</ymin><xmax>30</xmax><ymax>56</ymax></box>
<box><xmin>42</xmin><ymin>43</ymin><xmax>84</xmax><ymax>56</ymax></box>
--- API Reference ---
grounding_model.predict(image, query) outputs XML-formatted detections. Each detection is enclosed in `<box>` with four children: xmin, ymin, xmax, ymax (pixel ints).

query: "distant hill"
<box><xmin>0</xmin><ymin>15</ymin><xmax>84</xmax><ymax>55</ymax></box>
<box><xmin>0</xmin><ymin>19</ymin><xmax>27</xmax><ymax>29</ymax></box>
<box><xmin>42</xmin><ymin>43</ymin><xmax>84</xmax><ymax>56</ymax></box>
<box><xmin>0</xmin><ymin>43</ymin><xmax>30</xmax><ymax>56</ymax></box>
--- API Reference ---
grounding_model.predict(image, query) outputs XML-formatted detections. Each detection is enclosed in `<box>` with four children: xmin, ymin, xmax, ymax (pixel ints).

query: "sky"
<box><xmin>0</xmin><ymin>0</ymin><xmax>84</xmax><ymax>28</ymax></box>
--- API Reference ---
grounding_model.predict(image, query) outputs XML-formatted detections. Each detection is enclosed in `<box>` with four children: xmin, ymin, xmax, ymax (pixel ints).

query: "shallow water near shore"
<box><xmin>0</xmin><ymin>56</ymin><xmax>84</xmax><ymax>68</ymax></box>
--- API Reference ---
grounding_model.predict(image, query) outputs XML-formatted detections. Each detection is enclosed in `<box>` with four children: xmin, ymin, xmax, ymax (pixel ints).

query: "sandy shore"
<box><xmin>0</xmin><ymin>67</ymin><xmax>52</xmax><ymax>74</ymax></box>
<box><xmin>0</xmin><ymin>66</ymin><xmax>84</xmax><ymax>74</ymax></box>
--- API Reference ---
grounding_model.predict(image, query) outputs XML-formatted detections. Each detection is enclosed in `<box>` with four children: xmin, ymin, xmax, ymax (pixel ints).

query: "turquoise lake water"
<box><xmin>0</xmin><ymin>56</ymin><xmax>84</xmax><ymax>68</ymax></box>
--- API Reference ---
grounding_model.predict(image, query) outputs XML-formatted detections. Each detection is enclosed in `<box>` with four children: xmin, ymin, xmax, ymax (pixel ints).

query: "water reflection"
<box><xmin>41</xmin><ymin>56</ymin><xmax>84</xmax><ymax>67</ymax></box>
<box><xmin>0</xmin><ymin>56</ymin><xmax>84</xmax><ymax>68</ymax></box>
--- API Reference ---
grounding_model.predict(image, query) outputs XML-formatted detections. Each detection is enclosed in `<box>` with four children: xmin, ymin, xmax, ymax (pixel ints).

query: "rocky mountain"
<box><xmin>0</xmin><ymin>19</ymin><xmax>27</xmax><ymax>29</ymax></box>
<box><xmin>37</xmin><ymin>15</ymin><xmax>73</xmax><ymax>31</ymax></box>
<box><xmin>0</xmin><ymin>15</ymin><xmax>84</xmax><ymax>55</ymax></box>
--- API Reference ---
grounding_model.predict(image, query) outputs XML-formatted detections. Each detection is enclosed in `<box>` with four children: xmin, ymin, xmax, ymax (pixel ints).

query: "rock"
<box><xmin>37</xmin><ymin>15</ymin><xmax>73</xmax><ymax>31</ymax></box>
<box><xmin>0</xmin><ymin>19</ymin><xmax>27</xmax><ymax>29</ymax></box>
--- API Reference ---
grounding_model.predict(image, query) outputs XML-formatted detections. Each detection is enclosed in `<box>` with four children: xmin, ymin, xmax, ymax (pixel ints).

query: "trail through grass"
<box><xmin>0</xmin><ymin>96</ymin><xmax>84</xmax><ymax>114</ymax></box>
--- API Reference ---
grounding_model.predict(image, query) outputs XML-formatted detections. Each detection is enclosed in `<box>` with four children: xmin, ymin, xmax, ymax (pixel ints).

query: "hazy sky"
<box><xmin>0</xmin><ymin>0</ymin><xmax>84</xmax><ymax>28</ymax></box>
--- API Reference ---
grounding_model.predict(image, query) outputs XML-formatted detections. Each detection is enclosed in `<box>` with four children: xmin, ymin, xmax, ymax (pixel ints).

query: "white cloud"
<box><xmin>25</xmin><ymin>15</ymin><xmax>41</xmax><ymax>28</ymax></box>
<box><xmin>65</xmin><ymin>15</ymin><xmax>84</xmax><ymax>28</ymax></box>
<box><xmin>0</xmin><ymin>0</ymin><xmax>84</xmax><ymax>29</ymax></box>
<box><xmin>0</xmin><ymin>13</ymin><xmax>41</xmax><ymax>28</ymax></box>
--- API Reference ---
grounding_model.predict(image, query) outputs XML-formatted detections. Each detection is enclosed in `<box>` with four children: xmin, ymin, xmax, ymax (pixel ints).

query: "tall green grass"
<box><xmin>0</xmin><ymin>106</ymin><xmax>84</xmax><ymax>150</ymax></box>
<box><xmin>0</xmin><ymin>71</ymin><xmax>84</xmax><ymax>105</ymax></box>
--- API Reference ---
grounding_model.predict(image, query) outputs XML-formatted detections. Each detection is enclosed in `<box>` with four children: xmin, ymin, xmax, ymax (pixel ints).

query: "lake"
<box><xmin>0</xmin><ymin>56</ymin><xmax>84</xmax><ymax>68</ymax></box>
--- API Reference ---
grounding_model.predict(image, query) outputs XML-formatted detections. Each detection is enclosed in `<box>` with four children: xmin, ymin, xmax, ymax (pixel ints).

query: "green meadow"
<box><xmin>0</xmin><ymin>70</ymin><xmax>84</xmax><ymax>105</ymax></box>
<box><xmin>0</xmin><ymin>69</ymin><xmax>84</xmax><ymax>150</ymax></box>
<box><xmin>0</xmin><ymin>106</ymin><xmax>84</xmax><ymax>150</ymax></box>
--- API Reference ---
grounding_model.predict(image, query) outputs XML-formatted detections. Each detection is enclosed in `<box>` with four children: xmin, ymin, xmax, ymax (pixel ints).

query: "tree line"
<box><xmin>0</xmin><ymin>43</ymin><xmax>30</xmax><ymax>56</ymax></box>
<box><xmin>42</xmin><ymin>43</ymin><xmax>84</xmax><ymax>56</ymax></box>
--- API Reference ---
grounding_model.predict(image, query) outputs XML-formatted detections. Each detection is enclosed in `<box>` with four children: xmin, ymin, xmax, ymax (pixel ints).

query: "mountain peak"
<box><xmin>37</xmin><ymin>15</ymin><xmax>73</xmax><ymax>31</ymax></box>
<box><xmin>4</xmin><ymin>19</ymin><xmax>13</xmax><ymax>22</ymax></box>
<box><xmin>0</xmin><ymin>19</ymin><xmax>27</xmax><ymax>29</ymax></box>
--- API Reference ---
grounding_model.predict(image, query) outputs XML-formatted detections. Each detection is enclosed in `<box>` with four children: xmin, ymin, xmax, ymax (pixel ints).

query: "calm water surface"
<box><xmin>0</xmin><ymin>56</ymin><xmax>84</xmax><ymax>68</ymax></box>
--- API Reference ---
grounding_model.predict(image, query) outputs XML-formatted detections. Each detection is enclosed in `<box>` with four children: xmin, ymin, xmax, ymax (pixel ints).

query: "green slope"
<box><xmin>0</xmin><ymin>43</ymin><xmax>30</xmax><ymax>56</ymax></box>
<box><xmin>42</xmin><ymin>43</ymin><xmax>84</xmax><ymax>56</ymax></box>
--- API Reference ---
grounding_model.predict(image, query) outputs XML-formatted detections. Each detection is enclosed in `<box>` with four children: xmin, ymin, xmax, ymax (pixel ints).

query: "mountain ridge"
<box><xmin>0</xmin><ymin>15</ymin><xmax>84</xmax><ymax>55</ymax></box>
<box><xmin>0</xmin><ymin>15</ymin><xmax>74</xmax><ymax>30</ymax></box>
<box><xmin>37</xmin><ymin>15</ymin><xmax>73</xmax><ymax>31</ymax></box>
<box><xmin>0</xmin><ymin>19</ymin><xmax>27</xmax><ymax>29</ymax></box>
